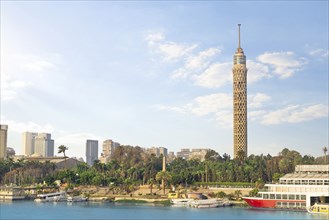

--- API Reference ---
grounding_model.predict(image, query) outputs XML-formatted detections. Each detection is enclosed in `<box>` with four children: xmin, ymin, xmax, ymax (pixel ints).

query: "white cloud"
<box><xmin>158</xmin><ymin>42</ymin><xmax>198</xmax><ymax>62</ymax></box>
<box><xmin>187</xmin><ymin>93</ymin><xmax>232</xmax><ymax>116</ymax></box>
<box><xmin>249</xmin><ymin>110</ymin><xmax>267</xmax><ymax>122</ymax></box>
<box><xmin>247</xmin><ymin>60</ymin><xmax>271</xmax><ymax>83</ymax></box>
<box><xmin>145</xmin><ymin>32</ymin><xmax>165</xmax><ymax>44</ymax></box>
<box><xmin>309</xmin><ymin>48</ymin><xmax>329</xmax><ymax>57</ymax></box>
<box><xmin>25</xmin><ymin>60</ymin><xmax>55</xmax><ymax>72</ymax></box>
<box><xmin>261</xmin><ymin>104</ymin><xmax>329</xmax><ymax>125</ymax></box>
<box><xmin>249</xmin><ymin>93</ymin><xmax>271</xmax><ymax>108</ymax></box>
<box><xmin>257</xmin><ymin>51</ymin><xmax>307</xmax><ymax>78</ymax></box>
<box><xmin>0</xmin><ymin>117</ymin><xmax>55</xmax><ymax>133</ymax></box>
<box><xmin>145</xmin><ymin>31</ymin><xmax>197</xmax><ymax>62</ymax></box>
<box><xmin>56</xmin><ymin>133</ymin><xmax>104</xmax><ymax>147</ymax></box>
<box><xmin>172</xmin><ymin>47</ymin><xmax>222</xmax><ymax>79</ymax></box>
<box><xmin>193</xmin><ymin>62</ymin><xmax>232</xmax><ymax>88</ymax></box>
<box><xmin>157</xmin><ymin>93</ymin><xmax>233</xmax><ymax>127</ymax></box>
<box><xmin>1</xmin><ymin>74</ymin><xmax>28</xmax><ymax>100</ymax></box>
<box><xmin>1</xmin><ymin>53</ymin><xmax>62</xmax><ymax>101</ymax></box>
<box><xmin>215</xmin><ymin>110</ymin><xmax>232</xmax><ymax>127</ymax></box>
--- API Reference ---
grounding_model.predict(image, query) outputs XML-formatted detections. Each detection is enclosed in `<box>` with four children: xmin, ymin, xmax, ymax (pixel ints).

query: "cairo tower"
<box><xmin>233</xmin><ymin>24</ymin><xmax>248</xmax><ymax>159</ymax></box>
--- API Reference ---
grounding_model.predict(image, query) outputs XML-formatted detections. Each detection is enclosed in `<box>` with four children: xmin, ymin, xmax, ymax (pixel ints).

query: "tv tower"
<box><xmin>233</xmin><ymin>24</ymin><xmax>248</xmax><ymax>159</ymax></box>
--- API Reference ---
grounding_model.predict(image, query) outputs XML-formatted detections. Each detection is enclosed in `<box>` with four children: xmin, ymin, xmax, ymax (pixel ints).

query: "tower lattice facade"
<box><xmin>233</xmin><ymin>24</ymin><xmax>248</xmax><ymax>159</ymax></box>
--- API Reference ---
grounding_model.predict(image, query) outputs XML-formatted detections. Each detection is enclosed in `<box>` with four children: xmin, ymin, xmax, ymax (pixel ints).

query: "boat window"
<box><xmin>280</xmin><ymin>180</ymin><xmax>286</xmax><ymax>184</ymax></box>
<box><xmin>301</xmin><ymin>202</ymin><xmax>306</xmax><ymax>208</ymax></box>
<box><xmin>263</xmin><ymin>194</ymin><xmax>269</xmax><ymax>199</ymax></box>
<box><xmin>294</xmin><ymin>180</ymin><xmax>300</xmax><ymax>185</ymax></box>
<box><xmin>276</xmin><ymin>194</ymin><xmax>282</xmax><ymax>200</ymax></box>
<box><xmin>296</xmin><ymin>195</ymin><xmax>300</xmax><ymax>200</ymax></box>
<box><xmin>316</xmin><ymin>180</ymin><xmax>323</xmax><ymax>185</ymax></box>
<box><xmin>270</xmin><ymin>194</ymin><xmax>275</xmax><ymax>199</ymax></box>
<box><xmin>301</xmin><ymin>195</ymin><xmax>306</xmax><ymax>200</ymax></box>
<box><xmin>289</xmin><ymin>195</ymin><xmax>295</xmax><ymax>200</ymax></box>
<box><xmin>309</xmin><ymin>180</ymin><xmax>316</xmax><ymax>185</ymax></box>
<box><xmin>287</xmin><ymin>180</ymin><xmax>293</xmax><ymax>185</ymax></box>
<box><xmin>302</xmin><ymin>180</ymin><xmax>308</xmax><ymax>185</ymax></box>
<box><xmin>282</xmin><ymin>194</ymin><xmax>287</xmax><ymax>199</ymax></box>
<box><xmin>282</xmin><ymin>202</ymin><xmax>287</xmax><ymax>207</ymax></box>
<box><xmin>324</xmin><ymin>180</ymin><xmax>329</xmax><ymax>185</ymax></box>
<box><xmin>321</xmin><ymin>208</ymin><xmax>327</xmax><ymax>210</ymax></box>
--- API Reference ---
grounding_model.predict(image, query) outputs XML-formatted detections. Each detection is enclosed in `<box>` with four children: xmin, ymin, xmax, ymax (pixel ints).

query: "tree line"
<box><xmin>0</xmin><ymin>146</ymin><xmax>327</xmax><ymax>194</ymax></box>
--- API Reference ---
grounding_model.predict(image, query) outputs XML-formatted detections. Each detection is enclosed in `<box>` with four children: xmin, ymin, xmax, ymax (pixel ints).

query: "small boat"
<box><xmin>307</xmin><ymin>203</ymin><xmax>329</xmax><ymax>214</ymax></box>
<box><xmin>34</xmin><ymin>191</ymin><xmax>67</xmax><ymax>202</ymax></box>
<box><xmin>67</xmin><ymin>196</ymin><xmax>88</xmax><ymax>202</ymax></box>
<box><xmin>171</xmin><ymin>198</ymin><xmax>193</xmax><ymax>206</ymax></box>
<box><xmin>188</xmin><ymin>199</ymin><xmax>220</xmax><ymax>208</ymax></box>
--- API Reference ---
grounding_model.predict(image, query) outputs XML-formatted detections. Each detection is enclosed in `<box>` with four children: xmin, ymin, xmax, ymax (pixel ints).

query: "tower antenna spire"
<box><xmin>238</xmin><ymin>24</ymin><xmax>241</xmax><ymax>48</ymax></box>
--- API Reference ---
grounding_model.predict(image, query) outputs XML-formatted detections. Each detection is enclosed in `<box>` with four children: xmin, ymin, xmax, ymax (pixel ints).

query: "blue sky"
<box><xmin>1</xmin><ymin>1</ymin><xmax>328</xmax><ymax>160</ymax></box>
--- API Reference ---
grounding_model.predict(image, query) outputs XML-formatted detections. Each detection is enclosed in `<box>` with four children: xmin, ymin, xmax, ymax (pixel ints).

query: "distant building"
<box><xmin>166</xmin><ymin>151</ymin><xmax>176</xmax><ymax>163</ymax></box>
<box><xmin>14</xmin><ymin>155</ymin><xmax>83</xmax><ymax>170</ymax></box>
<box><xmin>176</xmin><ymin>148</ymin><xmax>191</xmax><ymax>160</ymax></box>
<box><xmin>146</xmin><ymin>146</ymin><xmax>168</xmax><ymax>157</ymax></box>
<box><xmin>86</xmin><ymin>140</ymin><xmax>98</xmax><ymax>166</ymax></box>
<box><xmin>99</xmin><ymin>139</ymin><xmax>120</xmax><ymax>163</ymax></box>
<box><xmin>0</xmin><ymin>125</ymin><xmax>8</xmax><ymax>159</ymax></box>
<box><xmin>22</xmin><ymin>132</ymin><xmax>38</xmax><ymax>156</ymax></box>
<box><xmin>6</xmin><ymin>147</ymin><xmax>16</xmax><ymax>158</ymax></box>
<box><xmin>176</xmin><ymin>148</ymin><xmax>210</xmax><ymax>161</ymax></box>
<box><xmin>34</xmin><ymin>133</ymin><xmax>54</xmax><ymax>157</ymax></box>
<box><xmin>190</xmin><ymin>149</ymin><xmax>209</xmax><ymax>162</ymax></box>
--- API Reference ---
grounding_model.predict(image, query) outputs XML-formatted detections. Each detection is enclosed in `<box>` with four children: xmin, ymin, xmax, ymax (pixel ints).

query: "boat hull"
<box><xmin>243</xmin><ymin>197</ymin><xmax>277</xmax><ymax>208</ymax></box>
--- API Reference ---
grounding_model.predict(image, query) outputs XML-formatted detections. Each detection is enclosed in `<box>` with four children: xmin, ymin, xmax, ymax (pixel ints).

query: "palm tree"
<box><xmin>322</xmin><ymin>147</ymin><xmax>328</xmax><ymax>164</ymax></box>
<box><xmin>156</xmin><ymin>171</ymin><xmax>172</xmax><ymax>195</ymax></box>
<box><xmin>148</xmin><ymin>178</ymin><xmax>156</xmax><ymax>195</ymax></box>
<box><xmin>58</xmin><ymin>145</ymin><xmax>68</xmax><ymax>157</ymax></box>
<box><xmin>58</xmin><ymin>145</ymin><xmax>69</xmax><ymax>169</ymax></box>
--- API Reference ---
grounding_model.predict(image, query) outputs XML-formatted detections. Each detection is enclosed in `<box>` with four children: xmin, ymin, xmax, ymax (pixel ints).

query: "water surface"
<box><xmin>0</xmin><ymin>201</ymin><xmax>327</xmax><ymax>220</ymax></box>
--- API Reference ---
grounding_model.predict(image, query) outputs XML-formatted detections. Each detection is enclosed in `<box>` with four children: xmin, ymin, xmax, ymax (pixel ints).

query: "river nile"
<box><xmin>0</xmin><ymin>201</ymin><xmax>327</xmax><ymax>220</ymax></box>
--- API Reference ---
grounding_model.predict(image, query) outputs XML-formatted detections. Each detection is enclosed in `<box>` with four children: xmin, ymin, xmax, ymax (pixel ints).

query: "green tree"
<box><xmin>58</xmin><ymin>145</ymin><xmax>69</xmax><ymax>169</ymax></box>
<box><xmin>156</xmin><ymin>171</ymin><xmax>172</xmax><ymax>195</ymax></box>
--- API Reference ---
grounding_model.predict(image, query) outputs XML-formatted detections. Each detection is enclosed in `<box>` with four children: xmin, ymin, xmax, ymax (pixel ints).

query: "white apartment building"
<box><xmin>86</xmin><ymin>140</ymin><xmax>98</xmax><ymax>166</ymax></box>
<box><xmin>22</xmin><ymin>132</ymin><xmax>54</xmax><ymax>157</ymax></box>
<box><xmin>22</xmin><ymin>132</ymin><xmax>38</xmax><ymax>156</ymax></box>
<box><xmin>34</xmin><ymin>133</ymin><xmax>54</xmax><ymax>157</ymax></box>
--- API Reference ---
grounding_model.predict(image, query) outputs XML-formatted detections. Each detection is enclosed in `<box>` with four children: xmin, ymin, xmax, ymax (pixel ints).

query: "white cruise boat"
<box><xmin>34</xmin><ymin>191</ymin><xmax>67</xmax><ymax>202</ymax></box>
<box><xmin>243</xmin><ymin>165</ymin><xmax>329</xmax><ymax>210</ymax></box>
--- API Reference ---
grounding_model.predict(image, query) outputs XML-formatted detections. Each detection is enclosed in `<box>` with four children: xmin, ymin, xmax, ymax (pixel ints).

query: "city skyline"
<box><xmin>1</xmin><ymin>1</ymin><xmax>328</xmax><ymax>159</ymax></box>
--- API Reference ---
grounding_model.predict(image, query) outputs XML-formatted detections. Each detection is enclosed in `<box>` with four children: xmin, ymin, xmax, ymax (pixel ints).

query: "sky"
<box><xmin>1</xmin><ymin>1</ymin><xmax>328</xmax><ymax>160</ymax></box>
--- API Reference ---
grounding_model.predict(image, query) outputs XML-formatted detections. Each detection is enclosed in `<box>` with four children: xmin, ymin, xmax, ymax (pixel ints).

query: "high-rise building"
<box><xmin>100</xmin><ymin>139</ymin><xmax>120</xmax><ymax>163</ymax></box>
<box><xmin>34</xmin><ymin>133</ymin><xmax>54</xmax><ymax>157</ymax></box>
<box><xmin>22</xmin><ymin>132</ymin><xmax>54</xmax><ymax>156</ymax></box>
<box><xmin>0</xmin><ymin>125</ymin><xmax>8</xmax><ymax>159</ymax></box>
<box><xmin>86</xmin><ymin>140</ymin><xmax>98</xmax><ymax>166</ymax></box>
<box><xmin>22</xmin><ymin>132</ymin><xmax>38</xmax><ymax>156</ymax></box>
<box><xmin>233</xmin><ymin>24</ymin><xmax>248</xmax><ymax>158</ymax></box>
